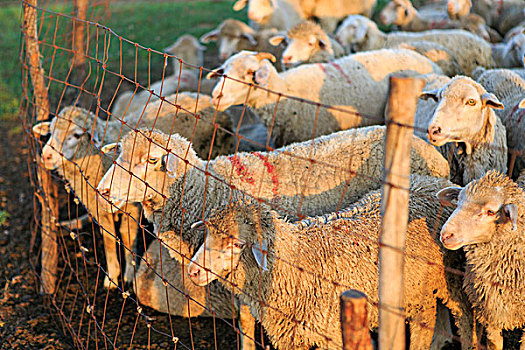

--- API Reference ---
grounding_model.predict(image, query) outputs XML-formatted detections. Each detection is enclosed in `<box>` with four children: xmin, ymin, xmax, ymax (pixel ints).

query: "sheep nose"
<box><xmin>44</xmin><ymin>152</ymin><xmax>53</xmax><ymax>160</ymax></box>
<box><xmin>282</xmin><ymin>55</ymin><xmax>292</xmax><ymax>63</ymax></box>
<box><xmin>441</xmin><ymin>231</ymin><xmax>454</xmax><ymax>242</ymax></box>
<box><xmin>98</xmin><ymin>188</ymin><xmax>110</xmax><ymax>197</ymax></box>
<box><xmin>188</xmin><ymin>265</ymin><xmax>201</xmax><ymax>279</ymax></box>
<box><xmin>219</xmin><ymin>52</ymin><xmax>229</xmax><ymax>60</ymax></box>
<box><xmin>429</xmin><ymin>125</ymin><xmax>441</xmax><ymax>137</ymax></box>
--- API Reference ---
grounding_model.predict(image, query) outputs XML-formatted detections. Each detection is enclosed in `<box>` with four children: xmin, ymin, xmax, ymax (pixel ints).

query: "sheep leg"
<box><xmin>238</xmin><ymin>304</ymin><xmax>256</xmax><ymax>350</ymax></box>
<box><xmin>119</xmin><ymin>204</ymin><xmax>140</xmax><ymax>285</ymax></box>
<box><xmin>409</xmin><ymin>303</ymin><xmax>437</xmax><ymax>350</ymax></box>
<box><xmin>58</xmin><ymin>213</ymin><xmax>91</xmax><ymax>230</ymax></box>
<box><xmin>485</xmin><ymin>326</ymin><xmax>503</xmax><ymax>350</ymax></box>
<box><xmin>98</xmin><ymin>213</ymin><xmax>120</xmax><ymax>289</ymax></box>
<box><xmin>431</xmin><ymin>301</ymin><xmax>453</xmax><ymax>350</ymax></box>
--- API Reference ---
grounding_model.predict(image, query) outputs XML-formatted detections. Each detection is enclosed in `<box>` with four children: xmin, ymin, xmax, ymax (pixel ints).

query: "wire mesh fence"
<box><xmin>19</xmin><ymin>0</ymin><xmax>525</xmax><ymax>349</ymax></box>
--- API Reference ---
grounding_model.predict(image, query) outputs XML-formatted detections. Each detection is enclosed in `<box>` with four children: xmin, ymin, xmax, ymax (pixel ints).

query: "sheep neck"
<box><xmin>248</xmin><ymin>70</ymin><xmax>289</xmax><ymax>109</ymax></box>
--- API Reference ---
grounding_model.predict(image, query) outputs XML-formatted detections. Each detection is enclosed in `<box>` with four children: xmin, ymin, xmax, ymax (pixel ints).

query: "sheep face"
<box><xmin>233</xmin><ymin>0</ymin><xmax>276</xmax><ymax>25</ymax></box>
<box><xmin>200</xmin><ymin>20</ymin><xmax>257</xmax><ymax>61</ymax></box>
<box><xmin>379</xmin><ymin>0</ymin><xmax>415</xmax><ymax>26</ymax></box>
<box><xmin>505</xmin><ymin>32</ymin><xmax>525</xmax><ymax>68</ymax></box>
<box><xmin>447</xmin><ymin>0</ymin><xmax>472</xmax><ymax>19</ymax></box>
<box><xmin>422</xmin><ymin>77</ymin><xmax>503</xmax><ymax>151</ymax></box>
<box><xmin>97</xmin><ymin>130</ymin><xmax>192</xmax><ymax>213</ymax></box>
<box><xmin>188</xmin><ymin>208</ymin><xmax>246</xmax><ymax>286</ymax></box>
<box><xmin>208</xmin><ymin>51</ymin><xmax>277</xmax><ymax>111</ymax></box>
<box><xmin>438</xmin><ymin>172</ymin><xmax>520</xmax><ymax>250</ymax></box>
<box><xmin>32</xmin><ymin>107</ymin><xmax>102</xmax><ymax>171</ymax></box>
<box><xmin>164</xmin><ymin>34</ymin><xmax>205</xmax><ymax>65</ymax></box>
<box><xmin>335</xmin><ymin>15</ymin><xmax>373</xmax><ymax>52</ymax></box>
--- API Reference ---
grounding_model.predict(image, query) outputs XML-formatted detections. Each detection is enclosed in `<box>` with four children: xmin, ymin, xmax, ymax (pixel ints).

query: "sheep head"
<box><xmin>335</xmin><ymin>15</ymin><xmax>376</xmax><ymax>52</ymax></box>
<box><xmin>188</xmin><ymin>201</ymin><xmax>273</xmax><ymax>287</ymax></box>
<box><xmin>200</xmin><ymin>19</ymin><xmax>258</xmax><ymax>61</ymax></box>
<box><xmin>503</xmin><ymin>31</ymin><xmax>525</xmax><ymax>68</ymax></box>
<box><xmin>272</xmin><ymin>21</ymin><xmax>333</xmax><ymax>68</ymax></box>
<box><xmin>233</xmin><ymin>0</ymin><xmax>278</xmax><ymax>25</ymax></box>
<box><xmin>438</xmin><ymin>171</ymin><xmax>522</xmax><ymax>250</ymax></box>
<box><xmin>447</xmin><ymin>0</ymin><xmax>472</xmax><ymax>19</ymax></box>
<box><xmin>208</xmin><ymin>51</ymin><xmax>277</xmax><ymax>111</ymax></box>
<box><xmin>421</xmin><ymin>76</ymin><xmax>503</xmax><ymax>154</ymax></box>
<box><xmin>379</xmin><ymin>0</ymin><xmax>417</xmax><ymax>26</ymax></box>
<box><xmin>96</xmin><ymin>129</ymin><xmax>202</xmax><ymax>213</ymax></box>
<box><xmin>32</xmin><ymin>106</ymin><xmax>107</xmax><ymax>171</ymax></box>
<box><xmin>164</xmin><ymin>34</ymin><xmax>205</xmax><ymax>67</ymax></box>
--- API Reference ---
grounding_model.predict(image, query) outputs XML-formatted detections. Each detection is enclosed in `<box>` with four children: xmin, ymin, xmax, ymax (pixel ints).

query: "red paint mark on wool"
<box><xmin>254</xmin><ymin>152</ymin><xmax>280</xmax><ymax>196</ymax></box>
<box><xmin>228</xmin><ymin>155</ymin><xmax>255</xmax><ymax>185</ymax></box>
<box><xmin>318</xmin><ymin>62</ymin><xmax>352</xmax><ymax>86</ymax></box>
<box><xmin>509</xmin><ymin>102</ymin><xmax>525</xmax><ymax>124</ymax></box>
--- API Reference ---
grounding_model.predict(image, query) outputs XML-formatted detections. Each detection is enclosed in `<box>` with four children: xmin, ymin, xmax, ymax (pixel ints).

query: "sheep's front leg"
<box><xmin>410</xmin><ymin>302</ymin><xmax>437</xmax><ymax>350</ymax></box>
<box><xmin>485</xmin><ymin>326</ymin><xmax>503</xmax><ymax>350</ymax></box>
<box><xmin>118</xmin><ymin>204</ymin><xmax>140</xmax><ymax>285</ymax></box>
<box><xmin>239</xmin><ymin>304</ymin><xmax>256</xmax><ymax>350</ymax></box>
<box><xmin>98</xmin><ymin>213</ymin><xmax>120</xmax><ymax>289</ymax></box>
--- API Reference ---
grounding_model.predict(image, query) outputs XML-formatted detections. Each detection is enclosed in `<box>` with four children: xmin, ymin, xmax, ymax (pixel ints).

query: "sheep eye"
<box><xmin>147</xmin><ymin>157</ymin><xmax>159</xmax><ymax>164</ymax></box>
<box><xmin>233</xmin><ymin>242</ymin><xmax>245</xmax><ymax>249</ymax></box>
<box><xmin>486</xmin><ymin>210</ymin><xmax>496</xmax><ymax>216</ymax></box>
<box><xmin>73</xmin><ymin>133</ymin><xmax>83</xmax><ymax>139</ymax></box>
<box><xmin>466</xmin><ymin>99</ymin><xmax>476</xmax><ymax>106</ymax></box>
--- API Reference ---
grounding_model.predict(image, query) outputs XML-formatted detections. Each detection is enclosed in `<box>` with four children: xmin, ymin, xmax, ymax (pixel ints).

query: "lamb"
<box><xmin>32</xmin><ymin>107</ymin><xmax>140</xmax><ymax>289</ymax></box>
<box><xmin>187</xmin><ymin>175</ymin><xmax>474</xmax><ymax>350</ymax></box>
<box><xmin>199</xmin><ymin>19</ymin><xmax>283</xmax><ymax>64</ymax></box>
<box><xmin>474</xmin><ymin>69</ymin><xmax>525</xmax><ymax>177</ymax></box>
<box><xmin>232</xmin><ymin>0</ymin><xmax>377</xmax><ymax>33</ymax></box>
<box><xmin>380</xmin><ymin>0</ymin><xmax>499</xmax><ymax>42</ymax></box>
<box><xmin>268</xmin><ymin>20</ymin><xmax>346</xmax><ymax>69</ymax></box>
<box><xmin>335</xmin><ymin>15</ymin><xmax>495</xmax><ymax>76</ymax></box>
<box><xmin>437</xmin><ymin>171</ymin><xmax>525</xmax><ymax>350</ymax></box>
<box><xmin>111</xmin><ymin>35</ymin><xmax>210</xmax><ymax>120</ymax></box>
<box><xmin>207</xmin><ymin>49</ymin><xmax>442</xmax><ymax>147</ymax></box>
<box><xmin>491</xmin><ymin>29</ymin><xmax>525</xmax><ymax>68</ymax></box>
<box><xmin>420</xmin><ymin>76</ymin><xmax>508</xmax><ymax>185</ymax></box>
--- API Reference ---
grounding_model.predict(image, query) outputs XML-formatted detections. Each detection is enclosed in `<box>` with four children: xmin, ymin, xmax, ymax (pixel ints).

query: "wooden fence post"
<box><xmin>73</xmin><ymin>0</ymin><xmax>88</xmax><ymax>69</ymax></box>
<box><xmin>23</xmin><ymin>0</ymin><xmax>59</xmax><ymax>294</ymax></box>
<box><xmin>379</xmin><ymin>75</ymin><xmax>425</xmax><ymax>349</ymax></box>
<box><xmin>340</xmin><ymin>290</ymin><xmax>373</xmax><ymax>350</ymax></box>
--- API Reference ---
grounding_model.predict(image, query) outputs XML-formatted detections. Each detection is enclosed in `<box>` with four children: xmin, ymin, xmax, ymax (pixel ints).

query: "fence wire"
<box><xmin>19</xmin><ymin>0</ymin><xmax>525</xmax><ymax>349</ymax></box>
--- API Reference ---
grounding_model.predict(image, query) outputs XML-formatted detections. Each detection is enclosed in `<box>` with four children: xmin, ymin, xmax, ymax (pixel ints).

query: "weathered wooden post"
<box><xmin>379</xmin><ymin>75</ymin><xmax>425</xmax><ymax>349</ymax></box>
<box><xmin>340</xmin><ymin>289</ymin><xmax>373</xmax><ymax>350</ymax></box>
<box><xmin>23</xmin><ymin>0</ymin><xmax>59</xmax><ymax>294</ymax></box>
<box><xmin>73</xmin><ymin>0</ymin><xmax>88</xmax><ymax>69</ymax></box>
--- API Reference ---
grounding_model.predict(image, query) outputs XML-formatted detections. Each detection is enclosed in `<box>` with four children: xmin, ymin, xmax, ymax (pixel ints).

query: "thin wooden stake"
<box><xmin>379</xmin><ymin>75</ymin><xmax>425</xmax><ymax>350</ymax></box>
<box><xmin>340</xmin><ymin>290</ymin><xmax>373</xmax><ymax>350</ymax></box>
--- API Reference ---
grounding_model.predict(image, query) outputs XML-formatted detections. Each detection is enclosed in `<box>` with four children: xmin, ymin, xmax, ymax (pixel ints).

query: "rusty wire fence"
<box><xmin>19</xmin><ymin>0</ymin><xmax>525</xmax><ymax>349</ymax></box>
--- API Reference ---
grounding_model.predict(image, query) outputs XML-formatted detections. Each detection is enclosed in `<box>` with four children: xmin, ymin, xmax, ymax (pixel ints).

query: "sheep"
<box><xmin>437</xmin><ymin>170</ymin><xmax>525</xmax><ymax>350</ymax></box>
<box><xmin>32</xmin><ymin>107</ymin><xmax>140</xmax><ymax>289</ymax></box>
<box><xmin>420</xmin><ymin>76</ymin><xmax>508</xmax><ymax>185</ymax></box>
<box><xmin>474</xmin><ymin>69</ymin><xmax>525</xmax><ymax>177</ymax></box>
<box><xmin>187</xmin><ymin>175</ymin><xmax>474</xmax><ymax>350</ymax></box>
<box><xmin>199</xmin><ymin>19</ymin><xmax>283</xmax><ymax>64</ymax></box>
<box><xmin>387</xmin><ymin>41</ymin><xmax>463</xmax><ymax>76</ymax></box>
<box><xmin>335</xmin><ymin>15</ymin><xmax>495</xmax><ymax>76</ymax></box>
<box><xmin>268</xmin><ymin>20</ymin><xmax>346</xmax><ymax>69</ymax></box>
<box><xmin>491</xmin><ymin>29</ymin><xmax>525</xmax><ymax>68</ymax></box>
<box><xmin>207</xmin><ymin>49</ymin><xmax>442</xmax><ymax>147</ymax></box>
<box><xmin>379</xmin><ymin>0</ymin><xmax>496</xmax><ymax>42</ymax></box>
<box><xmin>111</xmin><ymin>35</ymin><xmax>211</xmax><ymax>120</ymax></box>
<box><xmin>232</xmin><ymin>0</ymin><xmax>377</xmax><ymax>33</ymax></box>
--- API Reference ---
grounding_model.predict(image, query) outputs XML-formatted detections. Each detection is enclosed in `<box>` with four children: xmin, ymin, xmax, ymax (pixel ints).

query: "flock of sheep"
<box><xmin>30</xmin><ymin>0</ymin><xmax>525</xmax><ymax>349</ymax></box>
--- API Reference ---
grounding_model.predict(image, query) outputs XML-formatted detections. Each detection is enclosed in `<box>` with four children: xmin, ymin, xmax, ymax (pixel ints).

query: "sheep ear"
<box><xmin>161</xmin><ymin>153</ymin><xmax>179</xmax><ymax>178</ymax></box>
<box><xmin>502</xmin><ymin>203</ymin><xmax>518</xmax><ymax>231</ymax></box>
<box><xmin>241</xmin><ymin>32</ymin><xmax>258</xmax><ymax>46</ymax></box>
<box><xmin>101</xmin><ymin>142</ymin><xmax>121</xmax><ymax>155</ymax></box>
<box><xmin>268</xmin><ymin>35</ymin><xmax>286</xmax><ymax>46</ymax></box>
<box><xmin>254</xmin><ymin>62</ymin><xmax>271</xmax><ymax>87</ymax></box>
<box><xmin>92</xmin><ymin>129</ymin><xmax>102</xmax><ymax>147</ymax></box>
<box><xmin>420</xmin><ymin>89</ymin><xmax>440</xmax><ymax>102</ymax></box>
<box><xmin>32</xmin><ymin>121</ymin><xmax>51</xmax><ymax>136</ymax></box>
<box><xmin>191</xmin><ymin>221</ymin><xmax>206</xmax><ymax>231</ymax></box>
<box><xmin>519</xmin><ymin>98</ymin><xmax>525</xmax><ymax>109</ymax></box>
<box><xmin>233</xmin><ymin>0</ymin><xmax>247</xmax><ymax>11</ymax></box>
<box><xmin>254</xmin><ymin>52</ymin><xmax>276</xmax><ymax>63</ymax></box>
<box><xmin>200</xmin><ymin>29</ymin><xmax>219</xmax><ymax>43</ymax></box>
<box><xmin>206</xmin><ymin>67</ymin><xmax>224</xmax><ymax>79</ymax></box>
<box><xmin>437</xmin><ymin>187</ymin><xmax>462</xmax><ymax>207</ymax></box>
<box><xmin>252</xmin><ymin>240</ymin><xmax>268</xmax><ymax>271</ymax></box>
<box><xmin>481</xmin><ymin>93</ymin><xmax>504</xmax><ymax>110</ymax></box>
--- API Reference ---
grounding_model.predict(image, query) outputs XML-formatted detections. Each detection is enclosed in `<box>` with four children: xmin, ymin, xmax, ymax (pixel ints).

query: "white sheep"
<box><xmin>199</xmin><ymin>19</ymin><xmax>283</xmax><ymax>64</ymax></box>
<box><xmin>187</xmin><ymin>175</ymin><xmax>475</xmax><ymax>350</ymax></box>
<box><xmin>474</xmin><ymin>68</ymin><xmax>525</xmax><ymax>177</ymax></box>
<box><xmin>268</xmin><ymin>20</ymin><xmax>346</xmax><ymax>69</ymax></box>
<box><xmin>232</xmin><ymin>0</ymin><xmax>377</xmax><ymax>33</ymax></box>
<box><xmin>207</xmin><ymin>49</ymin><xmax>442</xmax><ymax>147</ymax></box>
<box><xmin>335</xmin><ymin>15</ymin><xmax>495</xmax><ymax>76</ymax></box>
<box><xmin>420</xmin><ymin>76</ymin><xmax>508</xmax><ymax>185</ymax></box>
<box><xmin>111</xmin><ymin>35</ymin><xmax>210</xmax><ymax>120</ymax></box>
<box><xmin>491</xmin><ymin>29</ymin><xmax>525</xmax><ymax>68</ymax></box>
<box><xmin>437</xmin><ymin>170</ymin><xmax>525</xmax><ymax>350</ymax></box>
<box><xmin>32</xmin><ymin>107</ymin><xmax>140</xmax><ymax>289</ymax></box>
